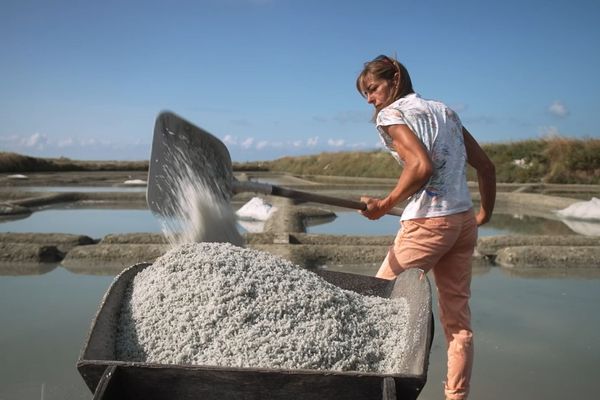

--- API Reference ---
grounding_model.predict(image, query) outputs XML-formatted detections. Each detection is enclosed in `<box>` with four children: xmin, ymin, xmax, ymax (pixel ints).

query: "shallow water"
<box><xmin>0</xmin><ymin>185</ymin><xmax>146</xmax><ymax>192</ymax></box>
<box><xmin>0</xmin><ymin>267</ymin><xmax>113</xmax><ymax>399</ymax></box>
<box><xmin>0</xmin><ymin>207</ymin><xmax>579</xmax><ymax>239</ymax></box>
<box><xmin>306</xmin><ymin>211</ymin><xmax>578</xmax><ymax>237</ymax></box>
<box><xmin>0</xmin><ymin>262</ymin><xmax>598</xmax><ymax>400</ymax></box>
<box><xmin>0</xmin><ymin>209</ymin><xmax>163</xmax><ymax>239</ymax></box>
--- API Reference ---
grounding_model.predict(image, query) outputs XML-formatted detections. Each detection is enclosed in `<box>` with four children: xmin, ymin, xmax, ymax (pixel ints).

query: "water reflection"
<box><xmin>306</xmin><ymin>211</ymin><xmax>577</xmax><ymax>237</ymax></box>
<box><xmin>62</xmin><ymin>260</ymin><xmax>139</xmax><ymax>276</ymax></box>
<box><xmin>0</xmin><ymin>207</ymin><xmax>338</xmax><ymax>238</ymax></box>
<box><xmin>0</xmin><ymin>262</ymin><xmax>58</xmax><ymax>276</ymax></box>
<box><xmin>0</xmin><ymin>267</ymin><xmax>113</xmax><ymax>400</ymax></box>
<box><xmin>557</xmin><ymin>218</ymin><xmax>600</xmax><ymax>236</ymax></box>
<box><xmin>0</xmin><ymin>186</ymin><xmax>146</xmax><ymax>193</ymax></box>
<box><xmin>0</xmin><ymin>209</ymin><xmax>162</xmax><ymax>238</ymax></box>
<box><xmin>486</xmin><ymin>213</ymin><xmax>576</xmax><ymax>235</ymax></box>
<box><xmin>499</xmin><ymin>266</ymin><xmax>600</xmax><ymax>279</ymax></box>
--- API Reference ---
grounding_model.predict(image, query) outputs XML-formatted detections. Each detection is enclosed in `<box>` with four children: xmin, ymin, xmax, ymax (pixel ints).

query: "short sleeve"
<box><xmin>374</xmin><ymin>107</ymin><xmax>405</xmax><ymax>166</ymax></box>
<box><xmin>445</xmin><ymin>107</ymin><xmax>463</xmax><ymax>128</ymax></box>
<box><xmin>376</xmin><ymin>107</ymin><xmax>406</xmax><ymax>129</ymax></box>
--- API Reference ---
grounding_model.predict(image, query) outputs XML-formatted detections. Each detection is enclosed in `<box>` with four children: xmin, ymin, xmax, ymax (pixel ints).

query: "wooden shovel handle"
<box><xmin>233</xmin><ymin>180</ymin><xmax>403</xmax><ymax>217</ymax></box>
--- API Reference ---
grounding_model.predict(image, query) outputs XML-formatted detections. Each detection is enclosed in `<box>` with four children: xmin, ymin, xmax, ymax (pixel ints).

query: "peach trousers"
<box><xmin>376</xmin><ymin>209</ymin><xmax>477</xmax><ymax>400</ymax></box>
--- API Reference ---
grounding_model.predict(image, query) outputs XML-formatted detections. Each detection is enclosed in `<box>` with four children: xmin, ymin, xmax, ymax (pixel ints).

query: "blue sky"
<box><xmin>1</xmin><ymin>0</ymin><xmax>599</xmax><ymax>162</ymax></box>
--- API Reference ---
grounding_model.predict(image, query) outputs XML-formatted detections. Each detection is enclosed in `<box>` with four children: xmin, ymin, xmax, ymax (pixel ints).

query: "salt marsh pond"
<box><xmin>1</xmin><ymin>174</ymin><xmax>599</xmax><ymax>400</ymax></box>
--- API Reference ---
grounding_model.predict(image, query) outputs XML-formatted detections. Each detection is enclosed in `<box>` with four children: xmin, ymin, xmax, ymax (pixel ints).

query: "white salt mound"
<box><xmin>123</xmin><ymin>179</ymin><xmax>147</xmax><ymax>185</ymax></box>
<box><xmin>556</xmin><ymin>197</ymin><xmax>600</xmax><ymax>221</ymax></box>
<box><xmin>236</xmin><ymin>197</ymin><xmax>277</xmax><ymax>221</ymax></box>
<box><xmin>116</xmin><ymin>242</ymin><xmax>409</xmax><ymax>373</ymax></box>
<box><xmin>7</xmin><ymin>174</ymin><xmax>28</xmax><ymax>180</ymax></box>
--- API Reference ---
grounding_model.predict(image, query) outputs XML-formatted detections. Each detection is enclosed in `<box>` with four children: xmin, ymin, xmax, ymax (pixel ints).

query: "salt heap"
<box><xmin>236</xmin><ymin>196</ymin><xmax>277</xmax><ymax>221</ymax></box>
<box><xmin>116</xmin><ymin>242</ymin><xmax>409</xmax><ymax>373</ymax></box>
<box><xmin>556</xmin><ymin>197</ymin><xmax>600</xmax><ymax>235</ymax></box>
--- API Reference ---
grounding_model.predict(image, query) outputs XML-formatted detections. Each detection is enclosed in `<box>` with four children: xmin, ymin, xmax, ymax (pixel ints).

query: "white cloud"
<box><xmin>240</xmin><ymin>137</ymin><xmax>254</xmax><ymax>148</ymax></box>
<box><xmin>79</xmin><ymin>138</ymin><xmax>97</xmax><ymax>146</ymax></box>
<box><xmin>211</xmin><ymin>134</ymin><xmax>376</xmax><ymax>157</ymax></box>
<box><xmin>548</xmin><ymin>101</ymin><xmax>569</xmax><ymax>118</ymax></box>
<box><xmin>21</xmin><ymin>132</ymin><xmax>48</xmax><ymax>148</ymax></box>
<box><xmin>0</xmin><ymin>132</ymin><xmax>150</xmax><ymax>159</ymax></box>
<box><xmin>306</xmin><ymin>137</ymin><xmax>319</xmax><ymax>146</ymax></box>
<box><xmin>57</xmin><ymin>138</ymin><xmax>75</xmax><ymax>147</ymax></box>
<box><xmin>327</xmin><ymin>139</ymin><xmax>345</xmax><ymax>147</ymax></box>
<box><xmin>222</xmin><ymin>134</ymin><xmax>237</xmax><ymax>145</ymax></box>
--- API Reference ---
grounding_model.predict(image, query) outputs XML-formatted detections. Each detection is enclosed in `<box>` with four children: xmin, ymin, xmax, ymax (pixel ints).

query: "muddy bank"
<box><xmin>0</xmin><ymin>242</ymin><xmax>62</xmax><ymax>263</ymax></box>
<box><xmin>62</xmin><ymin>244</ymin><xmax>168</xmax><ymax>275</ymax></box>
<box><xmin>496</xmin><ymin>246</ymin><xmax>600</xmax><ymax>269</ymax></box>
<box><xmin>477</xmin><ymin>235</ymin><xmax>600</xmax><ymax>257</ymax></box>
<box><xmin>0</xmin><ymin>232</ymin><xmax>96</xmax><ymax>252</ymax></box>
<box><xmin>0</xmin><ymin>233</ymin><xmax>96</xmax><ymax>264</ymax></box>
<box><xmin>100</xmin><ymin>233</ymin><xmax>167</xmax><ymax>244</ymax></box>
<box><xmin>3</xmin><ymin>229</ymin><xmax>599</xmax><ymax>274</ymax></box>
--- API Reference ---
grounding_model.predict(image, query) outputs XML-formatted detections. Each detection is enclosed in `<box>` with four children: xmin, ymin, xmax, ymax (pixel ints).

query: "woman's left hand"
<box><xmin>360</xmin><ymin>196</ymin><xmax>388</xmax><ymax>220</ymax></box>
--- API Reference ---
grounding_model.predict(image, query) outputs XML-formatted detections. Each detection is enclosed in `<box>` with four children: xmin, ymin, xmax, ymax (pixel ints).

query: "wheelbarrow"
<box><xmin>77</xmin><ymin>266</ymin><xmax>433</xmax><ymax>399</ymax></box>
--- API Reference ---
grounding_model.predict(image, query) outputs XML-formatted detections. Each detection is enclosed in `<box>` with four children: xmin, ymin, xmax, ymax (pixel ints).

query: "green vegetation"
<box><xmin>0</xmin><ymin>152</ymin><xmax>148</xmax><ymax>173</ymax></box>
<box><xmin>261</xmin><ymin>138</ymin><xmax>600</xmax><ymax>184</ymax></box>
<box><xmin>255</xmin><ymin>151</ymin><xmax>402</xmax><ymax>178</ymax></box>
<box><xmin>2</xmin><ymin>138</ymin><xmax>600</xmax><ymax>184</ymax></box>
<box><xmin>476</xmin><ymin>138</ymin><xmax>600</xmax><ymax>184</ymax></box>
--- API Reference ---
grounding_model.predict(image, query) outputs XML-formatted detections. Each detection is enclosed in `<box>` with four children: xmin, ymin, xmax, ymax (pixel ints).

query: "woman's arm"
<box><xmin>361</xmin><ymin>124</ymin><xmax>433</xmax><ymax>220</ymax></box>
<box><xmin>463</xmin><ymin>127</ymin><xmax>496</xmax><ymax>225</ymax></box>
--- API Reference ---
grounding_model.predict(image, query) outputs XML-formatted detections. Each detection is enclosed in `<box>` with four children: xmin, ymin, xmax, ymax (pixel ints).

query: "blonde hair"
<box><xmin>356</xmin><ymin>55</ymin><xmax>415</xmax><ymax>119</ymax></box>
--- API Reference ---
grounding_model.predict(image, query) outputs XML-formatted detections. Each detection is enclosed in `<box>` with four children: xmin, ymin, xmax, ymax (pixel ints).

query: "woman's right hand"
<box><xmin>360</xmin><ymin>196</ymin><xmax>388</xmax><ymax>220</ymax></box>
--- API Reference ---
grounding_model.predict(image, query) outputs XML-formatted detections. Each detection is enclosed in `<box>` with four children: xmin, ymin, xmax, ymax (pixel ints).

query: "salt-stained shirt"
<box><xmin>376</xmin><ymin>93</ymin><xmax>473</xmax><ymax>221</ymax></box>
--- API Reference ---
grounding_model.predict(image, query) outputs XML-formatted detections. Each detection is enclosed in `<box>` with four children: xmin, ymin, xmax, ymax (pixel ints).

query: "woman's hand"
<box><xmin>360</xmin><ymin>196</ymin><xmax>389</xmax><ymax>220</ymax></box>
<box><xmin>475</xmin><ymin>209</ymin><xmax>492</xmax><ymax>226</ymax></box>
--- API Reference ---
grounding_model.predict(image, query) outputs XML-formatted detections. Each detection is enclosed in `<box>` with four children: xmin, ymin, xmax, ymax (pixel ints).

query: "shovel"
<box><xmin>147</xmin><ymin>111</ymin><xmax>403</xmax><ymax>217</ymax></box>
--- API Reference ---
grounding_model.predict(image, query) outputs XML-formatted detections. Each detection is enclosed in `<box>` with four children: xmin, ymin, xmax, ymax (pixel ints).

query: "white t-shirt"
<box><xmin>376</xmin><ymin>93</ymin><xmax>473</xmax><ymax>221</ymax></box>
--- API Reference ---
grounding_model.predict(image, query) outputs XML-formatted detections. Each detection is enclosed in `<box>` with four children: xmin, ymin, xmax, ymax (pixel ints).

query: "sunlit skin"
<box><xmin>362</xmin><ymin>74</ymin><xmax>393</xmax><ymax>110</ymax></box>
<box><xmin>359</xmin><ymin>76</ymin><xmax>495</xmax><ymax>226</ymax></box>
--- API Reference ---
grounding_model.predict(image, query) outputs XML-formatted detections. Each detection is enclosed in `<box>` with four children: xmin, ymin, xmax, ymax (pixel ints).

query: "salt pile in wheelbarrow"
<box><xmin>78</xmin><ymin>242</ymin><xmax>433</xmax><ymax>400</ymax></box>
<box><xmin>118</xmin><ymin>242</ymin><xmax>407</xmax><ymax>372</ymax></box>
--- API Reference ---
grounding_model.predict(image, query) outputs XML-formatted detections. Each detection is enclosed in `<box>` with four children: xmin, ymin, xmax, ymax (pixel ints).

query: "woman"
<box><xmin>356</xmin><ymin>55</ymin><xmax>496</xmax><ymax>400</ymax></box>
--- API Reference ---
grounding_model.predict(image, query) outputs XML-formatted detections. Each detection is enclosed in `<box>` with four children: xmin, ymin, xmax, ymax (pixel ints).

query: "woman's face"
<box><xmin>362</xmin><ymin>74</ymin><xmax>392</xmax><ymax>110</ymax></box>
